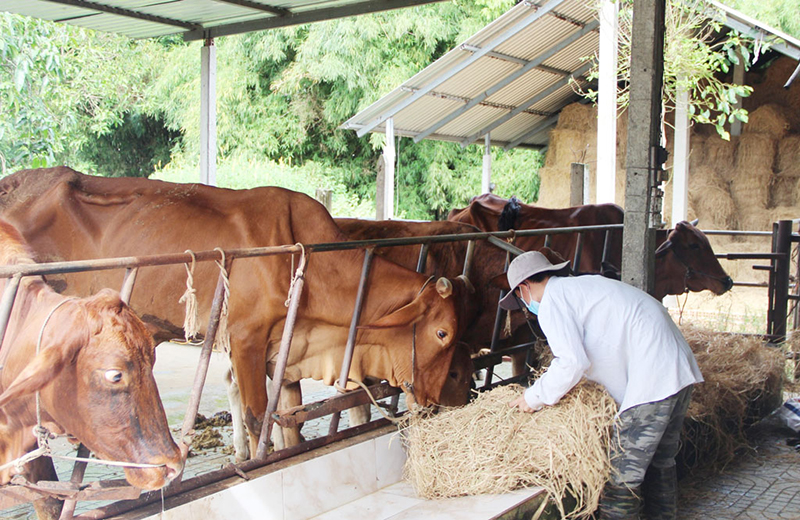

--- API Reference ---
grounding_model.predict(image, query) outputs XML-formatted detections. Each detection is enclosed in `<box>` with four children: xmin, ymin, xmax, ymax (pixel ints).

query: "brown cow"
<box><xmin>0</xmin><ymin>220</ymin><xmax>182</xmax><ymax>519</ymax></box>
<box><xmin>448</xmin><ymin>194</ymin><xmax>733</xmax><ymax>300</ymax></box>
<box><xmin>0</xmin><ymin>167</ymin><xmax>466</xmax><ymax>462</ymax></box>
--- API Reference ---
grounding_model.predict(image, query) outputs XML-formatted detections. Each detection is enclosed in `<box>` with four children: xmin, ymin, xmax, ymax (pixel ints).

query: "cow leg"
<box><xmin>347</xmin><ymin>376</ymin><xmax>377</xmax><ymax>427</ymax></box>
<box><xmin>224</xmin><ymin>366</ymin><xmax>250</xmax><ymax>463</ymax></box>
<box><xmin>28</xmin><ymin>457</ymin><xmax>63</xmax><ymax>520</ymax></box>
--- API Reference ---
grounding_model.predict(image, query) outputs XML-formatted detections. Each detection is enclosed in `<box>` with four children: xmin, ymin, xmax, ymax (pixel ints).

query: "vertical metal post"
<box><xmin>119</xmin><ymin>267</ymin><xmax>138</xmax><ymax>304</ymax></box>
<box><xmin>416</xmin><ymin>243</ymin><xmax>430</xmax><ymax>273</ymax></box>
<box><xmin>573</xmin><ymin>232</ymin><xmax>584</xmax><ymax>275</ymax></box>
<box><xmin>543</xmin><ymin>234</ymin><xmax>552</xmax><ymax>249</ymax></box>
<box><xmin>621</xmin><ymin>0</ymin><xmax>665</xmax><ymax>294</ymax></box>
<box><xmin>482</xmin><ymin>134</ymin><xmax>492</xmax><ymax>194</ymax></box>
<box><xmin>596</xmin><ymin>0</ymin><xmax>618</xmax><ymax>204</ymax></box>
<box><xmin>462</xmin><ymin>240</ymin><xmax>476</xmax><ymax>278</ymax></box>
<box><xmin>329</xmin><ymin>249</ymin><xmax>375</xmax><ymax>434</ymax></box>
<box><xmin>256</xmin><ymin>262</ymin><xmax>307</xmax><ymax>459</ymax></box>
<box><xmin>178</xmin><ymin>260</ymin><xmax>232</xmax><ymax>462</ymax></box>
<box><xmin>768</xmin><ymin>222</ymin><xmax>778</xmax><ymax>337</ymax></box>
<box><xmin>384</xmin><ymin>119</ymin><xmax>395</xmax><ymax>220</ymax></box>
<box><xmin>200</xmin><ymin>38</ymin><xmax>217</xmax><ymax>186</ymax></box>
<box><xmin>601</xmin><ymin>230</ymin><xmax>612</xmax><ymax>269</ymax></box>
<box><xmin>0</xmin><ymin>273</ymin><xmax>21</xmax><ymax>354</ymax></box>
<box><xmin>770</xmin><ymin>220</ymin><xmax>792</xmax><ymax>341</ymax></box>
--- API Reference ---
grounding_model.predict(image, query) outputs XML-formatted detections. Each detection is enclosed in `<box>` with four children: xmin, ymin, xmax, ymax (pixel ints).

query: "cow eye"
<box><xmin>437</xmin><ymin>330</ymin><xmax>448</xmax><ymax>339</ymax></box>
<box><xmin>104</xmin><ymin>370</ymin><xmax>123</xmax><ymax>384</ymax></box>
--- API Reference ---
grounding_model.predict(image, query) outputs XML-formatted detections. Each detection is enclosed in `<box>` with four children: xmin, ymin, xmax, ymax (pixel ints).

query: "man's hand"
<box><xmin>509</xmin><ymin>395</ymin><xmax>542</xmax><ymax>413</ymax></box>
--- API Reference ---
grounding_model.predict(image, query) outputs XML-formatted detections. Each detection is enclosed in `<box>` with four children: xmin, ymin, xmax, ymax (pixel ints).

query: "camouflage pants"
<box><xmin>608</xmin><ymin>385</ymin><xmax>693</xmax><ymax>487</ymax></box>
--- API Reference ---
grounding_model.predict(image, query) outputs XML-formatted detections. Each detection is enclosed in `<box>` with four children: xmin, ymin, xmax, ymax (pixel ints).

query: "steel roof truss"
<box><xmin>414</xmin><ymin>17</ymin><xmax>598</xmax><ymax>143</ymax></box>
<box><xmin>42</xmin><ymin>0</ymin><xmax>202</xmax><ymax>30</ymax></box>
<box><xmin>504</xmin><ymin>113</ymin><xmax>560</xmax><ymax>150</ymax></box>
<box><xmin>355</xmin><ymin>0</ymin><xmax>569</xmax><ymax>138</ymax></box>
<box><xmin>460</xmin><ymin>59</ymin><xmax>593</xmax><ymax>147</ymax></box>
<box><xmin>722</xmin><ymin>17</ymin><xmax>800</xmax><ymax>60</ymax></box>
<box><xmin>213</xmin><ymin>0</ymin><xmax>289</xmax><ymax>17</ymax></box>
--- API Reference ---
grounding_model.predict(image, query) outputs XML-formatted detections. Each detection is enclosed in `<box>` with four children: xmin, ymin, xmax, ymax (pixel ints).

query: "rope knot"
<box><xmin>179</xmin><ymin>250</ymin><xmax>200</xmax><ymax>342</ymax></box>
<box><xmin>214</xmin><ymin>248</ymin><xmax>232</xmax><ymax>354</ymax></box>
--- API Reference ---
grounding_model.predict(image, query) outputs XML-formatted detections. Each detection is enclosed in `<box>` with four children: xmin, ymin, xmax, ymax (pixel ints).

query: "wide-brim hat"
<box><xmin>498</xmin><ymin>251</ymin><xmax>570</xmax><ymax>311</ymax></box>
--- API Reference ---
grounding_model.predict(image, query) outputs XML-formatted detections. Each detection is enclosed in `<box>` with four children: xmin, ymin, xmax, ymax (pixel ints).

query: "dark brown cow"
<box><xmin>0</xmin><ymin>220</ymin><xmax>182</xmax><ymax>519</ymax></box>
<box><xmin>0</xmin><ymin>167</ymin><xmax>466</xmax><ymax>462</ymax></box>
<box><xmin>448</xmin><ymin>194</ymin><xmax>733</xmax><ymax>300</ymax></box>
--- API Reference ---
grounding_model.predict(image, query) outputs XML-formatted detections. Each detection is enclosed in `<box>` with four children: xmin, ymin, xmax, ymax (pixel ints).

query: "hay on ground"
<box><xmin>679</xmin><ymin>326</ymin><xmax>785</xmax><ymax>473</ymax></box>
<box><xmin>402</xmin><ymin>382</ymin><xmax>616</xmax><ymax>519</ymax></box>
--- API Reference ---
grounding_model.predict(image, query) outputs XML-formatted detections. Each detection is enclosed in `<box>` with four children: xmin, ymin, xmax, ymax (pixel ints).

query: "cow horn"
<box><xmin>689</xmin><ymin>218</ymin><xmax>699</xmax><ymax>226</ymax></box>
<box><xmin>436</xmin><ymin>277</ymin><xmax>453</xmax><ymax>299</ymax></box>
<box><xmin>456</xmin><ymin>274</ymin><xmax>475</xmax><ymax>294</ymax></box>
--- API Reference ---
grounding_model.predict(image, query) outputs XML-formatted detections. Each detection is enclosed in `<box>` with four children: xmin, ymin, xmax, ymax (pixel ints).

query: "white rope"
<box><xmin>285</xmin><ymin>244</ymin><xmax>307</xmax><ymax>308</ymax></box>
<box><xmin>214</xmin><ymin>248</ymin><xmax>231</xmax><ymax>354</ymax></box>
<box><xmin>178</xmin><ymin>250</ymin><xmax>200</xmax><ymax>342</ymax></box>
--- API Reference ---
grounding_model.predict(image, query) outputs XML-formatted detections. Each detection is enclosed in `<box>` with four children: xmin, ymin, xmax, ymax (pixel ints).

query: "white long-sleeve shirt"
<box><xmin>523</xmin><ymin>275</ymin><xmax>703</xmax><ymax>414</ymax></box>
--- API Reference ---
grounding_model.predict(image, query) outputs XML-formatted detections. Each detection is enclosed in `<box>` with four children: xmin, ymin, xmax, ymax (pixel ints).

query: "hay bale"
<box><xmin>777</xmin><ymin>135</ymin><xmax>800</xmax><ymax>173</ymax></box>
<box><xmin>736</xmin><ymin>133</ymin><xmax>777</xmax><ymax>172</ymax></box>
<box><xmin>771</xmin><ymin>175</ymin><xmax>800</xmax><ymax>207</ymax></box>
<box><xmin>688</xmin><ymin>166</ymin><xmax>736</xmax><ymax>229</ymax></box>
<box><xmin>679</xmin><ymin>326</ymin><xmax>785</xmax><ymax>473</ymax></box>
<box><xmin>545</xmin><ymin>129</ymin><xmax>593</xmax><ymax>168</ymax></box>
<box><xmin>537</xmin><ymin>166</ymin><xmax>572</xmax><ymax>208</ymax></box>
<box><xmin>688</xmin><ymin>133</ymin><xmax>707</xmax><ymax>170</ymax></box>
<box><xmin>730</xmin><ymin>166</ymin><xmax>772</xmax><ymax>213</ymax></box>
<box><xmin>403</xmin><ymin>382</ymin><xmax>616</xmax><ymax>519</ymax></box>
<box><xmin>703</xmin><ymin>137</ymin><xmax>737</xmax><ymax>181</ymax></box>
<box><xmin>743</xmin><ymin>104</ymin><xmax>791</xmax><ymax>138</ymax></box>
<box><xmin>558</xmin><ymin>102</ymin><xmax>598</xmax><ymax>132</ymax></box>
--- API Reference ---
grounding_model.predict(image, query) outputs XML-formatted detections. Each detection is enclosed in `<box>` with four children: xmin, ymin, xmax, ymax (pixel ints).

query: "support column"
<box><xmin>384</xmin><ymin>118</ymin><xmax>395</xmax><ymax>219</ymax></box>
<box><xmin>200</xmin><ymin>38</ymin><xmax>217</xmax><ymax>186</ymax></box>
<box><xmin>621</xmin><ymin>0</ymin><xmax>666</xmax><ymax>294</ymax></box>
<box><xmin>731</xmin><ymin>55</ymin><xmax>745</xmax><ymax>136</ymax></box>
<box><xmin>482</xmin><ymin>134</ymin><xmax>492</xmax><ymax>194</ymax></box>
<box><xmin>596</xmin><ymin>0</ymin><xmax>619</xmax><ymax>204</ymax></box>
<box><xmin>672</xmin><ymin>81</ymin><xmax>690</xmax><ymax>226</ymax></box>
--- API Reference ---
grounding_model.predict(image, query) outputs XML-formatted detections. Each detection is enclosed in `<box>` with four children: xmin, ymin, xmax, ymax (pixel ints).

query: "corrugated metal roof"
<box><xmin>342</xmin><ymin>0</ymin><xmax>800</xmax><ymax>150</ymax></box>
<box><xmin>0</xmin><ymin>0</ymin><xmax>452</xmax><ymax>40</ymax></box>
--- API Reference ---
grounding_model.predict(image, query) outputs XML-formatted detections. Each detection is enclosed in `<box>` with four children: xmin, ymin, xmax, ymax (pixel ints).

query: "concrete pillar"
<box><xmin>570</xmin><ymin>163</ymin><xmax>589</xmax><ymax>206</ymax></box>
<box><xmin>200</xmin><ymin>38</ymin><xmax>217</xmax><ymax>186</ymax></box>
<box><xmin>596</xmin><ymin>0</ymin><xmax>619</xmax><ymax>204</ymax></box>
<box><xmin>482</xmin><ymin>134</ymin><xmax>492</xmax><ymax>194</ymax></box>
<box><xmin>621</xmin><ymin>0</ymin><xmax>666</xmax><ymax>295</ymax></box>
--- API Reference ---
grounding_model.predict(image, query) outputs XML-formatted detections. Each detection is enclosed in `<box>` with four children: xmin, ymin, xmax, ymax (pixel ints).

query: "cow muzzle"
<box><xmin>124</xmin><ymin>457</ymin><xmax>184</xmax><ymax>491</ymax></box>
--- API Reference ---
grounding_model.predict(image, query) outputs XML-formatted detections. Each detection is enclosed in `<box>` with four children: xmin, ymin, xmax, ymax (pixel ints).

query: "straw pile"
<box><xmin>402</xmin><ymin>382</ymin><xmax>616</xmax><ymax>519</ymax></box>
<box><xmin>743</xmin><ymin>104</ymin><xmax>791</xmax><ymax>139</ymax></box>
<box><xmin>688</xmin><ymin>166</ymin><xmax>736</xmax><ymax>229</ymax></box>
<box><xmin>679</xmin><ymin>326</ymin><xmax>785</xmax><ymax>473</ymax></box>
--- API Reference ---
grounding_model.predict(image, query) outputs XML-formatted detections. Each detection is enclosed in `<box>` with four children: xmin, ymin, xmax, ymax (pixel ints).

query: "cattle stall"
<box><xmin>0</xmin><ymin>219</ymin><xmax>795</xmax><ymax>519</ymax></box>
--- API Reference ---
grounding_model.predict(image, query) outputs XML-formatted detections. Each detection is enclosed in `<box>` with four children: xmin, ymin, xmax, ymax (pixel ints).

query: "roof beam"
<box><xmin>354</xmin><ymin>0</ymin><xmax>570</xmax><ymax>137</ymax></box>
<box><xmin>414</xmin><ymin>18</ymin><xmax>599</xmax><ymax>143</ymax></box>
<box><xmin>42</xmin><ymin>0</ymin><xmax>202</xmax><ymax>30</ymax></box>
<box><xmin>212</xmin><ymin>0</ymin><xmax>290</xmax><ymax>17</ymax></box>
<box><xmin>400</xmin><ymin>86</ymin><xmax>554</xmax><ymax>117</ymax></box>
<box><xmin>183</xmin><ymin>0</ymin><xmax>448</xmax><ymax>40</ymax></box>
<box><xmin>721</xmin><ymin>17</ymin><xmax>800</xmax><ymax>60</ymax></box>
<box><xmin>460</xmin><ymin>60</ymin><xmax>593</xmax><ymax>147</ymax></box>
<box><xmin>504</xmin><ymin>113</ymin><xmax>559</xmax><ymax>150</ymax></box>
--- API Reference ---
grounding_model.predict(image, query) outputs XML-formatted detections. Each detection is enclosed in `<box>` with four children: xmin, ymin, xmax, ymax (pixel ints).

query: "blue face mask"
<box><xmin>524</xmin><ymin>299</ymin><xmax>540</xmax><ymax>315</ymax></box>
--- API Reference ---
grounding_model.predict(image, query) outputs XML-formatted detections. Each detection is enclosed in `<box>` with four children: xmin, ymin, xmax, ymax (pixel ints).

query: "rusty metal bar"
<box><xmin>416</xmin><ymin>243</ymin><xmax>429</xmax><ymax>272</ymax></box>
<box><xmin>75</xmin><ymin>421</ymin><xmax>395</xmax><ymax>520</ymax></box>
<box><xmin>178</xmin><ymin>259</ymin><xmax>233</xmax><ymax>462</ymax></box>
<box><xmin>487</xmin><ymin>235</ymin><xmax>524</xmax><ymax>256</ymax></box>
<box><xmin>573</xmin><ymin>232</ymin><xmax>584</xmax><ymax>275</ymax></box>
<box><xmin>0</xmin><ymin>273</ymin><xmax>22</xmax><ymax>356</ymax></box>
<box><xmin>0</xmin><ymin>225</ymin><xmax>628</xmax><ymax>280</ymax></box>
<box><xmin>273</xmin><ymin>382</ymin><xmax>400</xmax><ymax>429</ymax></box>
<box><xmin>716</xmin><ymin>253</ymin><xmax>786</xmax><ymax>260</ymax></box>
<box><xmin>329</xmin><ymin>249</ymin><xmax>375</xmax><ymax>435</ymax></box>
<box><xmin>119</xmin><ymin>267</ymin><xmax>138</xmax><ymax>304</ymax></box>
<box><xmin>255</xmin><ymin>261</ymin><xmax>307</xmax><ymax>460</ymax></box>
<box><xmin>462</xmin><ymin>240</ymin><xmax>476</xmax><ymax>278</ymax></box>
<box><xmin>58</xmin><ymin>444</ymin><xmax>91</xmax><ymax>520</ymax></box>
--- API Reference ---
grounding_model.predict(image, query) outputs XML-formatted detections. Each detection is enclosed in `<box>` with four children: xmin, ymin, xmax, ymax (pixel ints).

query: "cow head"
<box><xmin>654</xmin><ymin>221</ymin><xmax>733</xmax><ymax>300</ymax></box>
<box><xmin>358</xmin><ymin>277</ymin><xmax>461</xmax><ymax>408</ymax></box>
<box><xmin>0</xmin><ymin>289</ymin><xmax>183</xmax><ymax>490</ymax></box>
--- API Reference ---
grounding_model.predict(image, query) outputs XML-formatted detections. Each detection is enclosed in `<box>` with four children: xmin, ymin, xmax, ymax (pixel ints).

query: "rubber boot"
<box><xmin>642</xmin><ymin>465</ymin><xmax>678</xmax><ymax>520</ymax></box>
<box><xmin>598</xmin><ymin>483</ymin><xmax>642</xmax><ymax>520</ymax></box>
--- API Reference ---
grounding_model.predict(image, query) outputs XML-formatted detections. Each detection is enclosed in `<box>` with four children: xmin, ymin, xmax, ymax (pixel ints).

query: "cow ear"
<box><xmin>436</xmin><ymin>278</ymin><xmax>453</xmax><ymax>299</ymax></box>
<box><xmin>358</xmin><ymin>297</ymin><xmax>426</xmax><ymax>330</ymax></box>
<box><xmin>489</xmin><ymin>272</ymin><xmax>511</xmax><ymax>291</ymax></box>
<box><xmin>0</xmin><ymin>317</ymin><xmax>87</xmax><ymax>408</ymax></box>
